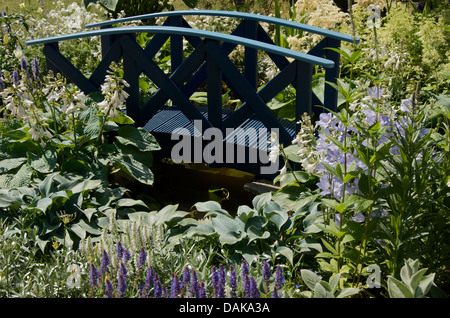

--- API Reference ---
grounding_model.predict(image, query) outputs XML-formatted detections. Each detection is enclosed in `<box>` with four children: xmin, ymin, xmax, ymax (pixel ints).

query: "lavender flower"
<box><xmin>189</xmin><ymin>269</ymin><xmax>199</xmax><ymax>298</ymax></box>
<box><xmin>154</xmin><ymin>277</ymin><xmax>162</xmax><ymax>298</ymax></box>
<box><xmin>100</xmin><ymin>249</ymin><xmax>110</xmax><ymax>275</ymax></box>
<box><xmin>12</xmin><ymin>70</ymin><xmax>19</xmax><ymax>86</ymax></box>
<box><xmin>117</xmin><ymin>274</ymin><xmax>127</xmax><ymax>297</ymax></box>
<box><xmin>140</xmin><ymin>266</ymin><xmax>155</xmax><ymax>298</ymax></box>
<box><xmin>262</xmin><ymin>260</ymin><xmax>270</xmax><ymax>282</ymax></box>
<box><xmin>115</xmin><ymin>241</ymin><xmax>124</xmax><ymax>262</ymax></box>
<box><xmin>218</xmin><ymin>264</ymin><xmax>226</xmax><ymax>287</ymax></box>
<box><xmin>272</xmin><ymin>285</ymin><xmax>280</xmax><ymax>298</ymax></box>
<box><xmin>137</xmin><ymin>247</ymin><xmax>146</xmax><ymax>269</ymax></box>
<box><xmin>211</xmin><ymin>266</ymin><xmax>219</xmax><ymax>298</ymax></box>
<box><xmin>19</xmin><ymin>57</ymin><xmax>30</xmax><ymax>80</ymax></box>
<box><xmin>243</xmin><ymin>274</ymin><xmax>251</xmax><ymax>298</ymax></box>
<box><xmin>105</xmin><ymin>278</ymin><xmax>114</xmax><ymax>298</ymax></box>
<box><xmin>250</xmin><ymin>277</ymin><xmax>260</xmax><ymax>298</ymax></box>
<box><xmin>241</xmin><ymin>259</ymin><xmax>249</xmax><ymax>280</ymax></box>
<box><xmin>262</xmin><ymin>260</ymin><xmax>271</xmax><ymax>294</ymax></box>
<box><xmin>229</xmin><ymin>265</ymin><xmax>237</xmax><ymax>298</ymax></box>
<box><xmin>31</xmin><ymin>58</ymin><xmax>41</xmax><ymax>85</ymax></box>
<box><xmin>198</xmin><ymin>281</ymin><xmax>207</xmax><ymax>298</ymax></box>
<box><xmin>124</xmin><ymin>249</ymin><xmax>131</xmax><ymax>264</ymax></box>
<box><xmin>275</xmin><ymin>265</ymin><xmax>285</xmax><ymax>289</ymax></box>
<box><xmin>119</xmin><ymin>262</ymin><xmax>128</xmax><ymax>280</ymax></box>
<box><xmin>182</xmin><ymin>266</ymin><xmax>190</xmax><ymax>285</ymax></box>
<box><xmin>170</xmin><ymin>273</ymin><xmax>180</xmax><ymax>298</ymax></box>
<box><xmin>90</xmin><ymin>263</ymin><xmax>100</xmax><ymax>287</ymax></box>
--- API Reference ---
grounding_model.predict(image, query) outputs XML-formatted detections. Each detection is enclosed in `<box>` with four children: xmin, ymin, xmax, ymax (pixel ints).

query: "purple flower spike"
<box><xmin>117</xmin><ymin>274</ymin><xmax>127</xmax><ymax>297</ymax></box>
<box><xmin>116</xmin><ymin>242</ymin><xmax>124</xmax><ymax>262</ymax></box>
<box><xmin>105</xmin><ymin>278</ymin><xmax>114</xmax><ymax>298</ymax></box>
<box><xmin>90</xmin><ymin>263</ymin><xmax>100</xmax><ymax>287</ymax></box>
<box><xmin>189</xmin><ymin>269</ymin><xmax>199</xmax><ymax>298</ymax></box>
<box><xmin>229</xmin><ymin>265</ymin><xmax>237</xmax><ymax>298</ymax></box>
<box><xmin>250</xmin><ymin>277</ymin><xmax>260</xmax><ymax>298</ymax></box>
<box><xmin>137</xmin><ymin>247</ymin><xmax>146</xmax><ymax>269</ymax></box>
<box><xmin>275</xmin><ymin>265</ymin><xmax>285</xmax><ymax>289</ymax></box>
<box><xmin>100</xmin><ymin>249</ymin><xmax>110</xmax><ymax>275</ymax></box>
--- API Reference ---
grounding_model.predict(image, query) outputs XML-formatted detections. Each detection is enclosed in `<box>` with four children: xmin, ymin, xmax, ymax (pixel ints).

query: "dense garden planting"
<box><xmin>0</xmin><ymin>0</ymin><xmax>449</xmax><ymax>300</ymax></box>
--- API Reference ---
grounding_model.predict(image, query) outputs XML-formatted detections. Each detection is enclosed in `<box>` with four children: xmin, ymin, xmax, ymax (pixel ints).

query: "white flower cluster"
<box><xmin>28</xmin><ymin>1</ymin><xmax>105</xmax><ymax>38</ymax></box>
<box><xmin>288</xmin><ymin>0</ymin><xmax>348</xmax><ymax>52</ymax></box>
<box><xmin>353</xmin><ymin>0</ymin><xmax>387</xmax><ymax>10</ymax></box>
<box><xmin>292</xmin><ymin>112</ymin><xmax>319</xmax><ymax>174</ymax></box>
<box><xmin>0</xmin><ymin>69</ymin><xmax>51</xmax><ymax>143</ymax></box>
<box><xmin>97</xmin><ymin>64</ymin><xmax>130</xmax><ymax>118</ymax></box>
<box><xmin>43</xmin><ymin>75</ymin><xmax>87</xmax><ymax>116</ymax></box>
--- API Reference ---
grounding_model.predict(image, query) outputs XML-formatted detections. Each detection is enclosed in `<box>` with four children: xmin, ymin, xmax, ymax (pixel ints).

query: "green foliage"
<box><xmin>83</xmin><ymin>0</ymin><xmax>197</xmax><ymax>18</ymax></box>
<box><xmin>387</xmin><ymin>258</ymin><xmax>446</xmax><ymax>298</ymax></box>
<box><xmin>161</xmin><ymin>191</ymin><xmax>325</xmax><ymax>267</ymax></box>
<box><xmin>0</xmin><ymin>63</ymin><xmax>160</xmax><ymax>250</ymax></box>
<box><xmin>299</xmin><ymin>269</ymin><xmax>360</xmax><ymax>298</ymax></box>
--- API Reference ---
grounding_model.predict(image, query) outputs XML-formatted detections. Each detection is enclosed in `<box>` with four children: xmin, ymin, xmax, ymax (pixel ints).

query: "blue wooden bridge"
<box><xmin>26</xmin><ymin>10</ymin><xmax>358</xmax><ymax>177</ymax></box>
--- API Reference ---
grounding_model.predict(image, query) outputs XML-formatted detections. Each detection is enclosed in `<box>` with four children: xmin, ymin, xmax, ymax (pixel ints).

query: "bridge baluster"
<box><xmin>205</xmin><ymin>39</ymin><xmax>223</xmax><ymax>130</ymax></box>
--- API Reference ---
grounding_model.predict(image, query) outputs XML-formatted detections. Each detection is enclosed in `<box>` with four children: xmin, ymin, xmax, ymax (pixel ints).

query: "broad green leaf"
<box><xmin>275</xmin><ymin>246</ymin><xmax>293</xmax><ymax>265</ymax></box>
<box><xmin>212</xmin><ymin>214</ymin><xmax>242</xmax><ymax>245</ymax></box>
<box><xmin>282</xmin><ymin>145</ymin><xmax>303</xmax><ymax>163</ymax></box>
<box><xmin>409</xmin><ymin>268</ymin><xmax>428</xmax><ymax>290</ymax></box>
<box><xmin>186</xmin><ymin>223</ymin><xmax>215</xmax><ymax>238</ymax></box>
<box><xmin>301</xmin><ymin>269</ymin><xmax>322</xmax><ymax>291</ymax></box>
<box><xmin>154</xmin><ymin>204</ymin><xmax>188</xmax><ymax>227</ymax></box>
<box><xmin>114</xmin><ymin>154</ymin><xmax>155</xmax><ymax>185</ymax></box>
<box><xmin>336</xmin><ymin>288</ymin><xmax>360</xmax><ymax>298</ymax></box>
<box><xmin>116</xmin><ymin>126</ymin><xmax>160</xmax><ymax>152</ymax></box>
<box><xmin>71</xmin><ymin>179</ymin><xmax>102</xmax><ymax>194</ymax></box>
<box><xmin>39</xmin><ymin>174</ymin><xmax>56</xmax><ymax>198</ymax></box>
<box><xmin>0</xmin><ymin>158</ymin><xmax>27</xmax><ymax>173</ymax></box>
<box><xmin>387</xmin><ymin>276</ymin><xmax>414</xmax><ymax>298</ymax></box>
<box><xmin>297</xmin><ymin>238</ymin><xmax>323</xmax><ymax>252</ymax></box>
<box><xmin>252</xmin><ymin>192</ymin><xmax>272</xmax><ymax>211</ymax></box>
<box><xmin>314</xmin><ymin>281</ymin><xmax>334</xmax><ymax>298</ymax></box>
<box><xmin>82</xmin><ymin>208</ymin><xmax>97</xmax><ymax>222</ymax></box>
<box><xmin>263</xmin><ymin>201</ymin><xmax>289</xmax><ymax>230</ymax></box>
<box><xmin>195</xmin><ymin>201</ymin><xmax>229</xmax><ymax>215</ymax></box>
<box><xmin>70</xmin><ymin>223</ymin><xmax>86</xmax><ymax>240</ymax></box>
<box><xmin>7</xmin><ymin>164</ymin><xmax>33</xmax><ymax>189</ymax></box>
<box><xmin>247</xmin><ymin>224</ymin><xmax>270</xmax><ymax>243</ymax></box>
<box><xmin>415</xmin><ymin>273</ymin><xmax>435</xmax><ymax>298</ymax></box>
<box><xmin>116</xmin><ymin>198</ymin><xmax>149</xmax><ymax>210</ymax></box>
<box><xmin>77</xmin><ymin>219</ymin><xmax>103</xmax><ymax>235</ymax></box>
<box><xmin>35</xmin><ymin>237</ymin><xmax>49</xmax><ymax>252</ymax></box>
<box><xmin>28</xmin><ymin>146</ymin><xmax>57</xmax><ymax>174</ymax></box>
<box><xmin>36</xmin><ymin>197</ymin><xmax>53</xmax><ymax>213</ymax></box>
<box><xmin>110</xmin><ymin>113</ymin><xmax>135</xmax><ymax>125</ymax></box>
<box><xmin>329</xmin><ymin>273</ymin><xmax>341</xmax><ymax>293</ymax></box>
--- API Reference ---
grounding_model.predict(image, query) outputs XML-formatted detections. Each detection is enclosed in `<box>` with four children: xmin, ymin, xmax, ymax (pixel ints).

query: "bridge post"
<box><xmin>121</xmin><ymin>33</ymin><xmax>141</xmax><ymax>123</ymax></box>
<box><xmin>43</xmin><ymin>42</ymin><xmax>60</xmax><ymax>76</ymax></box>
<box><xmin>323</xmin><ymin>37</ymin><xmax>341</xmax><ymax>112</ymax></box>
<box><xmin>243</xmin><ymin>20</ymin><xmax>259</xmax><ymax>89</ymax></box>
<box><xmin>205</xmin><ymin>40</ymin><xmax>223</xmax><ymax>130</ymax></box>
<box><xmin>100</xmin><ymin>25</ymin><xmax>117</xmax><ymax>59</ymax></box>
<box><xmin>167</xmin><ymin>15</ymin><xmax>184</xmax><ymax>73</ymax></box>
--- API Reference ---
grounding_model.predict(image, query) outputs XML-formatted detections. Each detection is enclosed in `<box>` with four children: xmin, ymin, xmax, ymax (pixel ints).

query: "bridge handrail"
<box><xmin>84</xmin><ymin>10</ymin><xmax>358</xmax><ymax>44</ymax></box>
<box><xmin>25</xmin><ymin>26</ymin><xmax>335</xmax><ymax>68</ymax></box>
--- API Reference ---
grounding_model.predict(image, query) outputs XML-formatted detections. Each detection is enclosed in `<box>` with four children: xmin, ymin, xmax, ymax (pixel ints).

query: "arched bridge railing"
<box><xmin>26</xmin><ymin>10</ymin><xmax>358</xmax><ymax>176</ymax></box>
